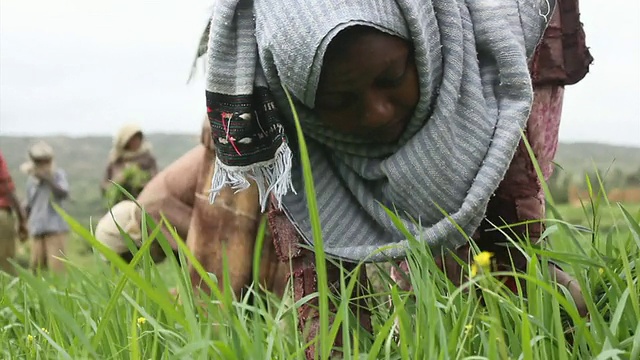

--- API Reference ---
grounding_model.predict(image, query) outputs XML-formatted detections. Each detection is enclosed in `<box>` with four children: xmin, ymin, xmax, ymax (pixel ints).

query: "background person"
<box><xmin>0</xmin><ymin>151</ymin><xmax>29</xmax><ymax>275</ymax></box>
<box><xmin>102</xmin><ymin>123</ymin><xmax>158</xmax><ymax>205</ymax></box>
<box><xmin>21</xmin><ymin>141</ymin><xmax>70</xmax><ymax>273</ymax></box>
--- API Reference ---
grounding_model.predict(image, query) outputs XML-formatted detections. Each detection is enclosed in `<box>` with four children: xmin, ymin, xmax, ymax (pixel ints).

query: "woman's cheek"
<box><xmin>404</xmin><ymin>66</ymin><xmax>421</xmax><ymax>107</ymax></box>
<box><xmin>319</xmin><ymin>112</ymin><xmax>358</xmax><ymax>134</ymax></box>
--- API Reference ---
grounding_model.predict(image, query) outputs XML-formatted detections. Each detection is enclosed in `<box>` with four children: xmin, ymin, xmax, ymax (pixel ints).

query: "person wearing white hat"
<box><xmin>22</xmin><ymin>141</ymin><xmax>69</xmax><ymax>273</ymax></box>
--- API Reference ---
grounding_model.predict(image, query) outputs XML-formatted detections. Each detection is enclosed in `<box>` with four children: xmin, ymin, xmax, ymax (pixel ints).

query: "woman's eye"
<box><xmin>377</xmin><ymin>54</ymin><xmax>412</xmax><ymax>88</ymax></box>
<box><xmin>377</xmin><ymin>73</ymin><xmax>405</xmax><ymax>88</ymax></box>
<box><xmin>377</xmin><ymin>65</ymin><xmax>408</xmax><ymax>88</ymax></box>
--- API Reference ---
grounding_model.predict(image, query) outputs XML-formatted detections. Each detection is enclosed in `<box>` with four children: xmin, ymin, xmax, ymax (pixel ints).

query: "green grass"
<box><xmin>1</xmin><ymin>112</ymin><xmax>639</xmax><ymax>358</ymax></box>
<box><xmin>1</xmin><ymin>199</ymin><xmax>638</xmax><ymax>359</ymax></box>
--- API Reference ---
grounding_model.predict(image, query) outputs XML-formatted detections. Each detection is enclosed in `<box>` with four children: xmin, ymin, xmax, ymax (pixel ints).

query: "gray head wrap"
<box><xmin>206</xmin><ymin>0</ymin><xmax>554</xmax><ymax>261</ymax></box>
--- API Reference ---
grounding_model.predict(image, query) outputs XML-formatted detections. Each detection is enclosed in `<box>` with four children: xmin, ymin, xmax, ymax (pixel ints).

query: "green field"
<box><xmin>1</xmin><ymin>192</ymin><xmax>639</xmax><ymax>359</ymax></box>
<box><xmin>2</xmin><ymin>132</ymin><xmax>640</xmax><ymax>359</ymax></box>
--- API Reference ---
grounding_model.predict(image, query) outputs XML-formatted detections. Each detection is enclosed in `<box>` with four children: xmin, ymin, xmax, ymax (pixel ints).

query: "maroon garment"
<box><xmin>0</xmin><ymin>152</ymin><xmax>16</xmax><ymax>209</ymax></box>
<box><xmin>530</xmin><ymin>0</ymin><xmax>593</xmax><ymax>86</ymax></box>
<box><xmin>268</xmin><ymin>203</ymin><xmax>371</xmax><ymax>359</ymax></box>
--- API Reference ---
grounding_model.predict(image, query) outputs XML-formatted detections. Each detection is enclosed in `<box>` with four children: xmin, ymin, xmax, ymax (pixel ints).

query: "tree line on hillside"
<box><xmin>548</xmin><ymin>165</ymin><xmax>640</xmax><ymax>204</ymax></box>
<box><xmin>28</xmin><ymin>164</ymin><xmax>640</xmax><ymax>228</ymax></box>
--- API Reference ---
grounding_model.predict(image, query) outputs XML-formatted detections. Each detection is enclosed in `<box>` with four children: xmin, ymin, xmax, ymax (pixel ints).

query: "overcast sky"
<box><xmin>1</xmin><ymin>0</ymin><xmax>639</xmax><ymax>147</ymax></box>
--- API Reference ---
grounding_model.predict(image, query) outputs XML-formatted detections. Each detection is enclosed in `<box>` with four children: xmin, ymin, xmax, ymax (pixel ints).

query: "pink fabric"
<box><xmin>497</xmin><ymin>85</ymin><xmax>564</xmax><ymax>230</ymax></box>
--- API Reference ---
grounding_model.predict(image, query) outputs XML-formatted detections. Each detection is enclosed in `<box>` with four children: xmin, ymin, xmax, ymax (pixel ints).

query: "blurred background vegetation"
<box><xmin>1</xmin><ymin>135</ymin><xmax>639</xmax><ymax>230</ymax></box>
<box><xmin>1</xmin><ymin>134</ymin><xmax>197</xmax><ymax>227</ymax></box>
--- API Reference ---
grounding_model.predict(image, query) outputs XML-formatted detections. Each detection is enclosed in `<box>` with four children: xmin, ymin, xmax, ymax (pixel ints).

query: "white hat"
<box><xmin>94</xmin><ymin>200</ymin><xmax>142</xmax><ymax>256</ymax></box>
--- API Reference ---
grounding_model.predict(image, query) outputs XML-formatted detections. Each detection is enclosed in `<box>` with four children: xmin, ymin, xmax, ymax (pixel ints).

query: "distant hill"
<box><xmin>1</xmin><ymin>135</ymin><xmax>639</xmax><ymax>227</ymax></box>
<box><xmin>554</xmin><ymin>142</ymin><xmax>640</xmax><ymax>173</ymax></box>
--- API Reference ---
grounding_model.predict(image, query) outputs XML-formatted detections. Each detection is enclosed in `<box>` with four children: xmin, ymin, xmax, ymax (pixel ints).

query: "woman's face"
<box><xmin>125</xmin><ymin>133</ymin><xmax>143</xmax><ymax>151</ymax></box>
<box><xmin>315</xmin><ymin>27</ymin><xmax>419</xmax><ymax>144</ymax></box>
<box><xmin>33</xmin><ymin>158</ymin><xmax>52</xmax><ymax>167</ymax></box>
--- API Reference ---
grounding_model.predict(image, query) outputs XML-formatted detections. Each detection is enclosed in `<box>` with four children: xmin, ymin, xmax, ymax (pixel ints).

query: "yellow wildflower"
<box><xmin>469</xmin><ymin>251</ymin><xmax>493</xmax><ymax>277</ymax></box>
<box><xmin>27</xmin><ymin>334</ymin><xmax>34</xmax><ymax>342</ymax></box>
<box><xmin>473</xmin><ymin>251</ymin><xmax>494</xmax><ymax>268</ymax></box>
<box><xmin>137</xmin><ymin>317</ymin><xmax>146</xmax><ymax>325</ymax></box>
<box><xmin>598</xmin><ymin>268</ymin><xmax>605</xmax><ymax>275</ymax></box>
<box><xmin>470</xmin><ymin>264</ymin><xmax>479</xmax><ymax>277</ymax></box>
<box><xmin>464</xmin><ymin>324</ymin><xmax>473</xmax><ymax>334</ymax></box>
<box><xmin>41</xmin><ymin>328</ymin><xmax>49</xmax><ymax>335</ymax></box>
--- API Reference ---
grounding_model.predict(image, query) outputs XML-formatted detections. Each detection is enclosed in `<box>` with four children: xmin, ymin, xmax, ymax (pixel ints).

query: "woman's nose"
<box><xmin>361</xmin><ymin>90</ymin><xmax>394</xmax><ymax>128</ymax></box>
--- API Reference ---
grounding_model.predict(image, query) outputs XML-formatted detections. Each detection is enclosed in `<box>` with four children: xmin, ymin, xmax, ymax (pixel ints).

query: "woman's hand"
<box><xmin>113</xmin><ymin>174</ymin><xmax>126</xmax><ymax>184</ymax></box>
<box><xmin>17</xmin><ymin>221</ymin><xmax>29</xmax><ymax>242</ymax></box>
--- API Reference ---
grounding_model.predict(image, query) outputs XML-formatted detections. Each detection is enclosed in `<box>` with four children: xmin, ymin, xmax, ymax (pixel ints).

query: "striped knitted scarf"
<box><xmin>206</xmin><ymin>0</ymin><xmax>554</xmax><ymax>262</ymax></box>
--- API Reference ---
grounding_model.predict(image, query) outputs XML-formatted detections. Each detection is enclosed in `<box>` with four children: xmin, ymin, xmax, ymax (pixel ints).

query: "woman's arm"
<box><xmin>137</xmin><ymin>146</ymin><xmax>205</xmax><ymax>239</ymax></box>
<box><xmin>9</xmin><ymin>191</ymin><xmax>28</xmax><ymax>241</ymax></box>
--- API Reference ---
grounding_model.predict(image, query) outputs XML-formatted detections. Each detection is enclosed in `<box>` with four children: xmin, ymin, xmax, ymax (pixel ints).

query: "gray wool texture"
<box><xmin>206</xmin><ymin>0</ymin><xmax>555</xmax><ymax>262</ymax></box>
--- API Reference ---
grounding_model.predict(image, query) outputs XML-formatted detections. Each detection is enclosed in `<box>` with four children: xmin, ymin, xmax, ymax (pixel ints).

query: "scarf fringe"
<box><xmin>208</xmin><ymin>142</ymin><xmax>296</xmax><ymax>211</ymax></box>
